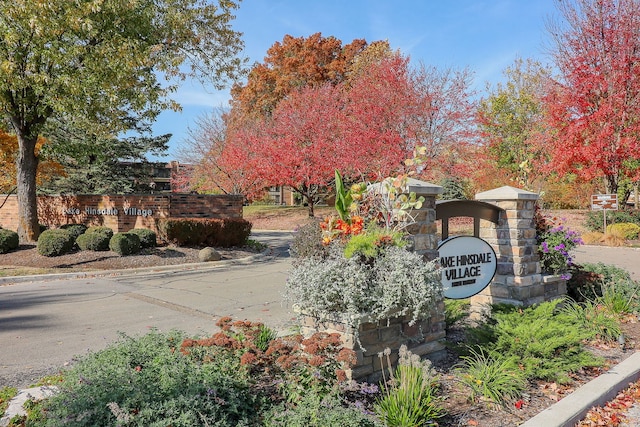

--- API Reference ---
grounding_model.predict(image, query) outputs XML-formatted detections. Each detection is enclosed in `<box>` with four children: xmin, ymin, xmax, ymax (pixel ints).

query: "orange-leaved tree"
<box><xmin>229</xmin><ymin>32</ymin><xmax>367</xmax><ymax>117</ymax></box>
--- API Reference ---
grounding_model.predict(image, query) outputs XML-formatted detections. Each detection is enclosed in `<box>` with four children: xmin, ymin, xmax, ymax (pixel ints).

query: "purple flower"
<box><xmin>541</xmin><ymin>242</ymin><xmax>549</xmax><ymax>253</ymax></box>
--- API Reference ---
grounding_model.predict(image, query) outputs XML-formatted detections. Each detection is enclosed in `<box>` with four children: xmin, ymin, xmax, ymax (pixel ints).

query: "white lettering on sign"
<box><xmin>64</xmin><ymin>208</ymin><xmax>80</xmax><ymax>215</ymax></box>
<box><xmin>64</xmin><ymin>206</ymin><xmax>153</xmax><ymax>217</ymax></box>
<box><xmin>85</xmin><ymin>207</ymin><xmax>118</xmax><ymax>216</ymax></box>
<box><xmin>438</xmin><ymin>236</ymin><xmax>497</xmax><ymax>299</ymax></box>
<box><xmin>124</xmin><ymin>208</ymin><xmax>153</xmax><ymax>217</ymax></box>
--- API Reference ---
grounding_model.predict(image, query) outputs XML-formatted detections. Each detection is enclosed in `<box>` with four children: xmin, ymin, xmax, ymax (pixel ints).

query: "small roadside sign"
<box><xmin>591</xmin><ymin>194</ymin><xmax>618</xmax><ymax>211</ymax></box>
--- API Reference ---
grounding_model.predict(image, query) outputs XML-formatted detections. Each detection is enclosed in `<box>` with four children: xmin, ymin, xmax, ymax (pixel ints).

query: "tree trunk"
<box><xmin>606</xmin><ymin>174</ymin><xmax>618</xmax><ymax>196</ymax></box>
<box><xmin>16</xmin><ymin>133</ymin><xmax>40</xmax><ymax>243</ymax></box>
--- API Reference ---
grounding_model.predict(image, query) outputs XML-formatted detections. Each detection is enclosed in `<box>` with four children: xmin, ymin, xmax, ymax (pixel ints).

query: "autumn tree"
<box><xmin>544</xmin><ymin>0</ymin><xmax>640</xmax><ymax>201</ymax></box>
<box><xmin>230</xmin><ymin>32</ymin><xmax>367</xmax><ymax>117</ymax></box>
<box><xmin>478</xmin><ymin>58</ymin><xmax>552</xmax><ymax>190</ymax></box>
<box><xmin>410</xmin><ymin>64</ymin><xmax>478</xmax><ymax>182</ymax></box>
<box><xmin>259</xmin><ymin>83</ymin><xmax>346</xmax><ymax>216</ymax></box>
<box><xmin>177</xmin><ymin>108</ymin><xmax>268</xmax><ymax>198</ymax></box>
<box><xmin>0</xmin><ymin>0</ymin><xmax>244</xmax><ymax>242</ymax></box>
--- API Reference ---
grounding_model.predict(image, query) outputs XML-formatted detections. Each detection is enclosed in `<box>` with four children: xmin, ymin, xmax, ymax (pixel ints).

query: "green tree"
<box><xmin>477</xmin><ymin>58</ymin><xmax>552</xmax><ymax>190</ymax></box>
<box><xmin>0</xmin><ymin>0</ymin><xmax>244</xmax><ymax>242</ymax></box>
<box><xmin>40</xmin><ymin>125</ymin><xmax>171</xmax><ymax>194</ymax></box>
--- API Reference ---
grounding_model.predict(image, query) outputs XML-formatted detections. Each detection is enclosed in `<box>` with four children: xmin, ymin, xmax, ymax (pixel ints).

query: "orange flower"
<box><xmin>336</xmin><ymin>219</ymin><xmax>350</xmax><ymax>234</ymax></box>
<box><xmin>350</xmin><ymin>216</ymin><xmax>364</xmax><ymax>235</ymax></box>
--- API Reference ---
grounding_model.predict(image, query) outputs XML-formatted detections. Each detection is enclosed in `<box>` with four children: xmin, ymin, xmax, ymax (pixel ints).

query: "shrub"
<box><xmin>464</xmin><ymin>299</ymin><xmax>603</xmax><ymax>384</ymax></box>
<box><xmin>37</xmin><ymin>229</ymin><xmax>75</xmax><ymax>257</ymax></box>
<box><xmin>606</xmin><ymin>222</ymin><xmax>640</xmax><ymax>240</ymax></box>
<box><xmin>0</xmin><ymin>228</ymin><xmax>19</xmax><ymax>254</ymax></box>
<box><xmin>537</xmin><ymin>221</ymin><xmax>583</xmax><ymax>278</ymax></box>
<box><xmin>156</xmin><ymin>218</ymin><xmax>252</xmax><ymax>247</ymax></box>
<box><xmin>76</xmin><ymin>232</ymin><xmax>110</xmax><ymax>251</ymax></box>
<box><xmin>264</xmin><ymin>393</ymin><xmax>380</xmax><ymax>427</ymax></box>
<box><xmin>567</xmin><ymin>263</ymin><xmax>640</xmax><ymax>311</ymax></box>
<box><xmin>128</xmin><ymin>228</ymin><xmax>157</xmax><ymax>248</ymax></box>
<box><xmin>85</xmin><ymin>225</ymin><xmax>114</xmax><ymax>239</ymax></box>
<box><xmin>59</xmin><ymin>223</ymin><xmax>88</xmax><ymax>240</ymax></box>
<box><xmin>40</xmin><ymin>331</ymin><xmax>264</xmax><ymax>427</ymax></box>
<box><xmin>445</xmin><ymin>298</ymin><xmax>470</xmax><ymax>328</ymax></box>
<box><xmin>290</xmin><ymin>220</ymin><xmax>328</xmax><ymax>259</ymax></box>
<box><xmin>563</xmin><ymin>299</ymin><xmax>621</xmax><ymax>343</ymax></box>
<box><xmin>109</xmin><ymin>232</ymin><xmax>141</xmax><ymax>256</ymax></box>
<box><xmin>584</xmin><ymin>210</ymin><xmax>640</xmax><ymax>232</ymax></box>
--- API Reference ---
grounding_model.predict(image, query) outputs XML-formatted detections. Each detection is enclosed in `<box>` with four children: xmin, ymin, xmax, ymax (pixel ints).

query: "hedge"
<box><xmin>156</xmin><ymin>218</ymin><xmax>252</xmax><ymax>247</ymax></box>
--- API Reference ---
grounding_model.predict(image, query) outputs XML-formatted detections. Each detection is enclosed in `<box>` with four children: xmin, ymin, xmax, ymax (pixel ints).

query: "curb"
<box><xmin>521</xmin><ymin>351</ymin><xmax>640</xmax><ymax>427</ymax></box>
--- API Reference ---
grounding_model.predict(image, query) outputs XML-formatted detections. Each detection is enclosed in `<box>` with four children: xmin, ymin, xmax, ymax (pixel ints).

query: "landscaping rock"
<box><xmin>198</xmin><ymin>247</ymin><xmax>221</xmax><ymax>262</ymax></box>
<box><xmin>1</xmin><ymin>386</ymin><xmax>58</xmax><ymax>427</ymax></box>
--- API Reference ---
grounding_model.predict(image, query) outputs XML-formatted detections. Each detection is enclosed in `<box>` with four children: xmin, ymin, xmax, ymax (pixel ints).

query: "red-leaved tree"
<box><xmin>544</xmin><ymin>0</ymin><xmax>640</xmax><ymax>199</ymax></box>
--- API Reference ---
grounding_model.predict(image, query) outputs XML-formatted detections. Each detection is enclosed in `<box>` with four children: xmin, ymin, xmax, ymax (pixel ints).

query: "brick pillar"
<box><xmin>473</xmin><ymin>186</ymin><xmax>544</xmax><ymax>307</ymax></box>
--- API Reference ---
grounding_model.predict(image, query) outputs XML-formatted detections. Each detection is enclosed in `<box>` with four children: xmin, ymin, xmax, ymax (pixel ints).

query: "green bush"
<box><xmin>0</xmin><ymin>228</ymin><xmax>19</xmax><ymax>254</ymax></box>
<box><xmin>128</xmin><ymin>228</ymin><xmax>157</xmax><ymax>248</ymax></box>
<box><xmin>76</xmin><ymin>232</ymin><xmax>110</xmax><ymax>251</ymax></box>
<box><xmin>109</xmin><ymin>232</ymin><xmax>141</xmax><ymax>256</ymax></box>
<box><xmin>606</xmin><ymin>222</ymin><xmax>640</xmax><ymax>239</ymax></box>
<box><xmin>59</xmin><ymin>223</ymin><xmax>88</xmax><ymax>240</ymax></box>
<box><xmin>37</xmin><ymin>229</ymin><xmax>75</xmax><ymax>257</ymax></box>
<box><xmin>584</xmin><ymin>210</ymin><xmax>640</xmax><ymax>232</ymax></box>
<box><xmin>567</xmin><ymin>263</ymin><xmax>640</xmax><ymax>311</ymax></box>
<box><xmin>156</xmin><ymin>218</ymin><xmax>252</xmax><ymax>247</ymax></box>
<box><xmin>455</xmin><ymin>346</ymin><xmax>526</xmax><ymax>406</ymax></box>
<box><xmin>85</xmin><ymin>225</ymin><xmax>114</xmax><ymax>239</ymax></box>
<box><xmin>265</xmin><ymin>393</ymin><xmax>380</xmax><ymax>427</ymax></box>
<box><xmin>464</xmin><ymin>299</ymin><xmax>603</xmax><ymax>384</ymax></box>
<box><xmin>40</xmin><ymin>331</ymin><xmax>264</xmax><ymax>427</ymax></box>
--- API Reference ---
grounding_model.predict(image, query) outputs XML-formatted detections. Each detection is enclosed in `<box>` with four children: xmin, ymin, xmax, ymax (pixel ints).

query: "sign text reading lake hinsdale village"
<box><xmin>438</xmin><ymin>236</ymin><xmax>497</xmax><ymax>299</ymax></box>
<box><xmin>64</xmin><ymin>206</ymin><xmax>154</xmax><ymax>217</ymax></box>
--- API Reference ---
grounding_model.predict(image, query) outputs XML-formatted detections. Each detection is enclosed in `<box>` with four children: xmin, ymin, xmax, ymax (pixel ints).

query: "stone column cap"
<box><xmin>475</xmin><ymin>186</ymin><xmax>539</xmax><ymax>201</ymax></box>
<box><xmin>406</xmin><ymin>178</ymin><xmax>442</xmax><ymax>196</ymax></box>
<box><xmin>368</xmin><ymin>178</ymin><xmax>442</xmax><ymax>196</ymax></box>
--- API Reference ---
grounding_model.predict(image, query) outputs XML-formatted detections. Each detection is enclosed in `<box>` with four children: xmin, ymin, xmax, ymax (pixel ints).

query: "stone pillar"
<box><xmin>404</xmin><ymin>178</ymin><xmax>443</xmax><ymax>262</ymax></box>
<box><xmin>473</xmin><ymin>186</ymin><xmax>544</xmax><ymax>308</ymax></box>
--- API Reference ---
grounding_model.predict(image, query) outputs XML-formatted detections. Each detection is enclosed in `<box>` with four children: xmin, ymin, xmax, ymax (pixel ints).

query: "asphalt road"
<box><xmin>573</xmin><ymin>244</ymin><xmax>640</xmax><ymax>279</ymax></box>
<box><xmin>0</xmin><ymin>231</ymin><xmax>295</xmax><ymax>389</ymax></box>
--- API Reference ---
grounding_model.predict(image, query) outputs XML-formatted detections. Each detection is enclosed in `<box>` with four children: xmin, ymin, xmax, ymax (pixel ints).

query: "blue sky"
<box><xmin>152</xmin><ymin>0</ymin><xmax>559</xmax><ymax>160</ymax></box>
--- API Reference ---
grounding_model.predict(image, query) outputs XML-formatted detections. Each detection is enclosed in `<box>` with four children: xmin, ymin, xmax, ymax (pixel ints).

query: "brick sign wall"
<box><xmin>0</xmin><ymin>194</ymin><xmax>244</xmax><ymax>234</ymax></box>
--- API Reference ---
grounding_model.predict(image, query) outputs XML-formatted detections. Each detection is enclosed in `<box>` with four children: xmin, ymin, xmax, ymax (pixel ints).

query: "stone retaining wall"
<box><xmin>299</xmin><ymin>301</ymin><xmax>446</xmax><ymax>383</ymax></box>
